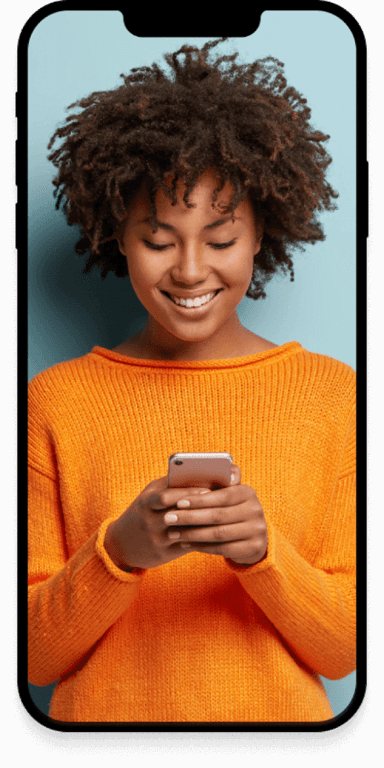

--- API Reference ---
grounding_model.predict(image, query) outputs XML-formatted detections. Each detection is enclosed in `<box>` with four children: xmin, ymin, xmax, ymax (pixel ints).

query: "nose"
<box><xmin>170</xmin><ymin>243</ymin><xmax>210</xmax><ymax>285</ymax></box>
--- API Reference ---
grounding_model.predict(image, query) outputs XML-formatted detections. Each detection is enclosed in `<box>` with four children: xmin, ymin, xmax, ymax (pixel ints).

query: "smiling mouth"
<box><xmin>162</xmin><ymin>290</ymin><xmax>221</xmax><ymax>308</ymax></box>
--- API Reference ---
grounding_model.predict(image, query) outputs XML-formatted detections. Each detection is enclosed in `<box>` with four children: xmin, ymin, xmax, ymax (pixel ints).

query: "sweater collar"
<box><xmin>89</xmin><ymin>341</ymin><xmax>303</xmax><ymax>370</ymax></box>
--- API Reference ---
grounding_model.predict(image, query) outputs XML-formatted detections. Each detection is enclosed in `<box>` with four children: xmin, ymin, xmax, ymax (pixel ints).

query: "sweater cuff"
<box><xmin>224</xmin><ymin>516</ymin><xmax>276</xmax><ymax>574</ymax></box>
<box><xmin>95</xmin><ymin>517</ymin><xmax>147</xmax><ymax>582</ymax></box>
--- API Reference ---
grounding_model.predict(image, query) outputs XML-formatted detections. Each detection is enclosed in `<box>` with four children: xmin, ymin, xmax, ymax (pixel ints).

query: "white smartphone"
<box><xmin>168</xmin><ymin>452</ymin><xmax>233</xmax><ymax>490</ymax></box>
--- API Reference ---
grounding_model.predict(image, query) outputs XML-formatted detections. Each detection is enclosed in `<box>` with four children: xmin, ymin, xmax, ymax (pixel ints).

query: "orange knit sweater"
<box><xmin>28</xmin><ymin>341</ymin><xmax>356</xmax><ymax>723</ymax></box>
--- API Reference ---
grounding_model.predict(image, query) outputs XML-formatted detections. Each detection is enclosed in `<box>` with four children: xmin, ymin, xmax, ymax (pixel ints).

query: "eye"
<box><xmin>143</xmin><ymin>240</ymin><xmax>170</xmax><ymax>251</ymax></box>
<box><xmin>143</xmin><ymin>238</ymin><xmax>237</xmax><ymax>251</ymax></box>
<box><xmin>209</xmin><ymin>239</ymin><xmax>237</xmax><ymax>250</ymax></box>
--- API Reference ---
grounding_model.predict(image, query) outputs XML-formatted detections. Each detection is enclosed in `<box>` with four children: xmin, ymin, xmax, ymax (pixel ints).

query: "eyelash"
<box><xmin>143</xmin><ymin>239</ymin><xmax>237</xmax><ymax>251</ymax></box>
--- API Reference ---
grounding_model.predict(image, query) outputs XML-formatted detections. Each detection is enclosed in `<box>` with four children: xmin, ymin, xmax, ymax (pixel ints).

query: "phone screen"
<box><xmin>21</xmin><ymin>7</ymin><xmax>364</xmax><ymax>728</ymax></box>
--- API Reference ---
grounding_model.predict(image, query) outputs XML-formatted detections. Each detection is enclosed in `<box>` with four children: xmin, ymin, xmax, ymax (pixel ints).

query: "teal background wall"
<box><xmin>27</xmin><ymin>9</ymin><xmax>357</xmax><ymax>720</ymax></box>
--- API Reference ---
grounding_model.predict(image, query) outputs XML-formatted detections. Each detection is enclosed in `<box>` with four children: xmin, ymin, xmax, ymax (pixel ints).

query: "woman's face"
<box><xmin>117</xmin><ymin>169</ymin><xmax>263</xmax><ymax>348</ymax></box>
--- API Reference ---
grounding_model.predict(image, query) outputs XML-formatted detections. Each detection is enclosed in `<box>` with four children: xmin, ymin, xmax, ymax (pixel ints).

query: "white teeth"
<box><xmin>170</xmin><ymin>292</ymin><xmax>216</xmax><ymax>308</ymax></box>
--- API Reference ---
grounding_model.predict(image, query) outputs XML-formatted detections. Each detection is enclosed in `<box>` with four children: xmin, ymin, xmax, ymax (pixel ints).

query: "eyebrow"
<box><xmin>138</xmin><ymin>215</ymin><xmax>239</xmax><ymax>232</ymax></box>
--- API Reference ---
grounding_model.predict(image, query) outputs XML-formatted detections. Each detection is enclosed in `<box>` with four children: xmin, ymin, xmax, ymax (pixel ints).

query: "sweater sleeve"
<box><xmin>225</xmin><ymin>406</ymin><xmax>356</xmax><ymax>681</ymax></box>
<box><xmin>28</xmin><ymin>467</ymin><xmax>146</xmax><ymax>687</ymax></box>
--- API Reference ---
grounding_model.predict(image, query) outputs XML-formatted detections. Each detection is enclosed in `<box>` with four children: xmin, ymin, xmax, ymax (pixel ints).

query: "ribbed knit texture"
<box><xmin>28</xmin><ymin>341</ymin><xmax>356</xmax><ymax>723</ymax></box>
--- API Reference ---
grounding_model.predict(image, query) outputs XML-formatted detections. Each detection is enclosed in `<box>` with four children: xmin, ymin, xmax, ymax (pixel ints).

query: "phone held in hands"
<box><xmin>167</xmin><ymin>452</ymin><xmax>233</xmax><ymax>490</ymax></box>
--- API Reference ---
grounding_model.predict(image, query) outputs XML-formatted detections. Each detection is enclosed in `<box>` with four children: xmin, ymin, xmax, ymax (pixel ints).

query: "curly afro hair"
<box><xmin>47</xmin><ymin>37</ymin><xmax>338</xmax><ymax>299</ymax></box>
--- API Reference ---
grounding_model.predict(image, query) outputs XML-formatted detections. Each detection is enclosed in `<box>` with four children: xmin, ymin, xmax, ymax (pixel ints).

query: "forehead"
<box><xmin>126</xmin><ymin>169</ymin><xmax>255</xmax><ymax>227</ymax></box>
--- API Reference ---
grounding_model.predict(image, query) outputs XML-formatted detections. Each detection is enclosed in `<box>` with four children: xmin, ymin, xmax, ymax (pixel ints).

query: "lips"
<box><xmin>162</xmin><ymin>290</ymin><xmax>221</xmax><ymax>309</ymax></box>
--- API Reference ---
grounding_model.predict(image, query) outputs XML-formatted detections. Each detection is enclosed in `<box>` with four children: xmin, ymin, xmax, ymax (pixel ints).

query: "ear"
<box><xmin>254</xmin><ymin>217</ymin><xmax>264</xmax><ymax>255</ymax></box>
<box><xmin>116</xmin><ymin>238</ymin><xmax>125</xmax><ymax>256</ymax></box>
<box><xmin>253</xmin><ymin>232</ymin><xmax>263</xmax><ymax>256</ymax></box>
<box><xmin>114</xmin><ymin>221</ymin><xmax>126</xmax><ymax>256</ymax></box>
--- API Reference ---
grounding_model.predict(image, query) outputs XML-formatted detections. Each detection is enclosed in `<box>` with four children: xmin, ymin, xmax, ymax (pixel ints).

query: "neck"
<box><xmin>118</xmin><ymin>313</ymin><xmax>275</xmax><ymax>361</ymax></box>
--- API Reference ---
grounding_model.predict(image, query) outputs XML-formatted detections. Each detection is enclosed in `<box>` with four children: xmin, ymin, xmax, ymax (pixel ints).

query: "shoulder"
<box><xmin>296</xmin><ymin>347</ymin><xmax>355</xmax><ymax>387</ymax></box>
<box><xmin>262</xmin><ymin>342</ymin><xmax>355</xmax><ymax>389</ymax></box>
<box><xmin>287</xmin><ymin>346</ymin><xmax>356</xmax><ymax>416</ymax></box>
<box><xmin>28</xmin><ymin>352</ymin><xmax>96</xmax><ymax>409</ymax></box>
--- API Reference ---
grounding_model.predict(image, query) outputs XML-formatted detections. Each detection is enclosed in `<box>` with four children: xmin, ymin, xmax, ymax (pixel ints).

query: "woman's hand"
<box><xmin>104</xmin><ymin>476</ymin><xmax>214</xmax><ymax>571</ymax></box>
<box><xmin>163</xmin><ymin>465</ymin><xmax>268</xmax><ymax>566</ymax></box>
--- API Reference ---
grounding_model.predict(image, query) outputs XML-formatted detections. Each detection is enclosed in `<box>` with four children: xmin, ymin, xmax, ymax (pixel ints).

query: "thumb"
<box><xmin>230</xmin><ymin>464</ymin><xmax>241</xmax><ymax>485</ymax></box>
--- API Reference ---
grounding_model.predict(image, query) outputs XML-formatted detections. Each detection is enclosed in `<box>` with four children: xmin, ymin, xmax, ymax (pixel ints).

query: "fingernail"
<box><xmin>231</xmin><ymin>474</ymin><xmax>235</xmax><ymax>483</ymax></box>
<box><xmin>164</xmin><ymin>513</ymin><xmax>178</xmax><ymax>524</ymax></box>
<box><xmin>168</xmin><ymin>531</ymin><xmax>180</xmax><ymax>540</ymax></box>
<box><xmin>177</xmin><ymin>500</ymin><xmax>190</xmax><ymax>508</ymax></box>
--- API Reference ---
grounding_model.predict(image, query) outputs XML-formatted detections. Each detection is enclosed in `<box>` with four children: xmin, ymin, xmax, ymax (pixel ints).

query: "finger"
<box><xmin>147</xmin><ymin>485</ymin><xmax>212</xmax><ymax>511</ymax></box>
<box><xmin>168</xmin><ymin>520</ymin><xmax>251</xmax><ymax>545</ymax></box>
<box><xmin>174</xmin><ymin>484</ymin><xmax>253</xmax><ymax>511</ymax></box>
<box><xmin>164</xmin><ymin>501</ymin><xmax>253</xmax><ymax>527</ymax></box>
<box><xmin>230</xmin><ymin>464</ymin><xmax>241</xmax><ymax>485</ymax></box>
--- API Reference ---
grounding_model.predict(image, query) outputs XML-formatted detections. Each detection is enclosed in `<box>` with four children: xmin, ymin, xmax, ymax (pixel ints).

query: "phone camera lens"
<box><xmin>174</xmin><ymin>459</ymin><xmax>183</xmax><ymax>465</ymax></box>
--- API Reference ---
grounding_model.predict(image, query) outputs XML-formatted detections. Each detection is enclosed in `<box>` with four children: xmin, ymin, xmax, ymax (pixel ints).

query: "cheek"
<box><xmin>225</xmin><ymin>251</ymin><xmax>254</xmax><ymax>286</ymax></box>
<box><xmin>126</xmin><ymin>258</ymin><xmax>168</xmax><ymax>308</ymax></box>
<box><xmin>125</xmin><ymin>248</ymin><xmax>160</xmax><ymax>285</ymax></box>
<box><xmin>127</xmin><ymin>265</ymin><xmax>152</xmax><ymax>295</ymax></box>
